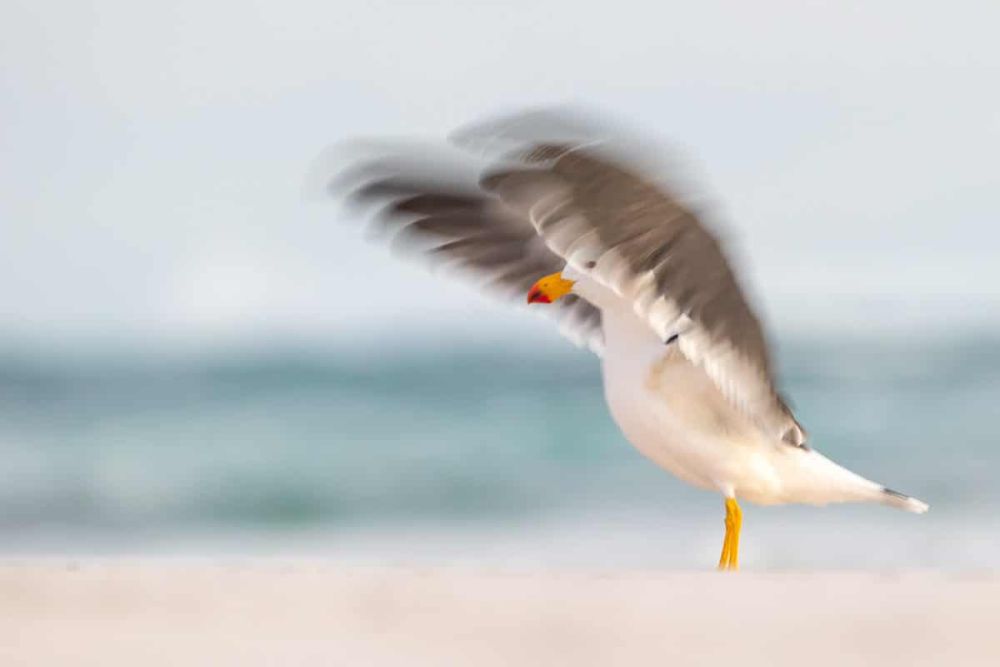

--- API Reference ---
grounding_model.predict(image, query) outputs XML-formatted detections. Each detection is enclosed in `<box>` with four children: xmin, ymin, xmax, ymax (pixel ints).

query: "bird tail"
<box><xmin>784</xmin><ymin>448</ymin><xmax>929</xmax><ymax>513</ymax></box>
<box><xmin>879</xmin><ymin>487</ymin><xmax>930</xmax><ymax>514</ymax></box>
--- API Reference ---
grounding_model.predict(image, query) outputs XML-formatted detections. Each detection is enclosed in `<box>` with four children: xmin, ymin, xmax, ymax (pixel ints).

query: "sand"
<box><xmin>1</xmin><ymin>563</ymin><xmax>998</xmax><ymax>666</ymax></box>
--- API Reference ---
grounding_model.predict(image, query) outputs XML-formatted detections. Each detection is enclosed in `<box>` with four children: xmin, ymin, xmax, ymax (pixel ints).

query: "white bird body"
<box><xmin>577</xmin><ymin>274</ymin><xmax>927</xmax><ymax>512</ymax></box>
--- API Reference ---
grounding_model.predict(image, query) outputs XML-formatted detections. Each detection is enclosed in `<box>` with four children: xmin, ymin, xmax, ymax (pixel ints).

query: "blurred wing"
<box><xmin>339</xmin><ymin>154</ymin><xmax>605</xmax><ymax>355</ymax></box>
<box><xmin>465</xmin><ymin>116</ymin><xmax>804</xmax><ymax>446</ymax></box>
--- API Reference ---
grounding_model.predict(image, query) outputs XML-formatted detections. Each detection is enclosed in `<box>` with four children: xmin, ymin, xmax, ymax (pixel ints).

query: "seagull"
<box><xmin>335</xmin><ymin>110</ymin><xmax>928</xmax><ymax>570</ymax></box>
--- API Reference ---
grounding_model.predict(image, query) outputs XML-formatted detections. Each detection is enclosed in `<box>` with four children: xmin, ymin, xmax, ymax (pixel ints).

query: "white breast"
<box><xmin>598</xmin><ymin>299</ymin><xmax>741</xmax><ymax>493</ymax></box>
<box><xmin>571</xmin><ymin>275</ymin><xmax>728</xmax><ymax>491</ymax></box>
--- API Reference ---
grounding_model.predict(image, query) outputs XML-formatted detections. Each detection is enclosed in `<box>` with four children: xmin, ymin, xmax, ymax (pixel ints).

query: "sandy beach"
<box><xmin>1</xmin><ymin>563</ymin><xmax>998</xmax><ymax>666</ymax></box>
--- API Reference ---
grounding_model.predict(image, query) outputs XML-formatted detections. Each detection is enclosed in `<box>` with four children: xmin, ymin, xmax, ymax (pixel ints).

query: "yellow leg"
<box><xmin>727</xmin><ymin>498</ymin><xmax>742</xmax><ymax>570</ymax></box>
<box><xmin>717</xmin><ymin>498</ymin><xmax>743</xmax><ymax>571</ymax></box>
<box><xmin>717</xmin><ymin>517</ymin><xmax>732</xmax><ymax>569</ymax></box>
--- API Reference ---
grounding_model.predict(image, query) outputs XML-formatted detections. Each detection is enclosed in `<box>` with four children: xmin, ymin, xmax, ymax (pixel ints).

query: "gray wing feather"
<box><xmin>339</xmin><ymin>155</ymin><xmax>605</xmax><ymax>356</ymax></box>
<box><xmin>465</xmin><ymin>117</ymin><xmax>805</xmax><ymax>446</ymax></box>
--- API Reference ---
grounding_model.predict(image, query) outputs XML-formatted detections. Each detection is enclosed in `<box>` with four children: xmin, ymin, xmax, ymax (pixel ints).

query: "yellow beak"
<box><xmin>527</xmin><ymin>272</ymin><xmax>575</xmax><ymax>304</ymax></box>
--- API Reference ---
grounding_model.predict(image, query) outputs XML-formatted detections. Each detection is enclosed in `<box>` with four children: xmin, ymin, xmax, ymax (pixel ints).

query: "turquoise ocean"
<box><xmin>1</xmin><ymin>334</ymin><xmax>997</xmax><ymax>569</ymax></box>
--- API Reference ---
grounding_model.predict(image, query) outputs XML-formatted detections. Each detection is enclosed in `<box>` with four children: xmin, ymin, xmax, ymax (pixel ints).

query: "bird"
<box><xmin>332</xmin><ymin>109</ymin><xmax>929</xmax><ymax>570</ymax></box>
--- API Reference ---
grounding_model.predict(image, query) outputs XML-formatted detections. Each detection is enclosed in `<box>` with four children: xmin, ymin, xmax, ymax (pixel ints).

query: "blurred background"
<box><xmin>2</xmin><ymin>1</ymin><xmax>998</xmax><ymax>568</ymax></box>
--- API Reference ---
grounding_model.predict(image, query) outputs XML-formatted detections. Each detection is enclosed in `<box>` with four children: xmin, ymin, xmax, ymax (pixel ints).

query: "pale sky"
<box><xmin>3</xmin><ymin>1</ymin><xmax>998</xmax><ymax>349</ymax></box>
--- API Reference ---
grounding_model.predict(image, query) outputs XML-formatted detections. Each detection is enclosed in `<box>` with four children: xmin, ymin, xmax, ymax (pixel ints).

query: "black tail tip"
<box><xmin>882</xmin><ymin>487</ymin><xmax>930</xmax><ymax>514</ymax></box>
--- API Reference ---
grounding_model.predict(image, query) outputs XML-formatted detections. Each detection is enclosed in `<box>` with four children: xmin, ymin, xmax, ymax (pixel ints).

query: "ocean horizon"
<box><xmin>1</xmin><ymin>332</ymin><xmax>996</xmax><ymax>569</ymax></box>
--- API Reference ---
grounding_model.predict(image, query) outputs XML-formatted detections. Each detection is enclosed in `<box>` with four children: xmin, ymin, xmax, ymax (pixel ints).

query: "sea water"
<box><xmin>1</xmin><ymin>334</ymin><xmax>996</xmax><ymax>569</ymax></box>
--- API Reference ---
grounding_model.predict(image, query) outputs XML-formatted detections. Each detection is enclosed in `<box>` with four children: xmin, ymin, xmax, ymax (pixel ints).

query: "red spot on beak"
<box><xmin>527</xmin><ymin>287</ymin><xmax>551</xmax><ymax>304</ymax></box>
